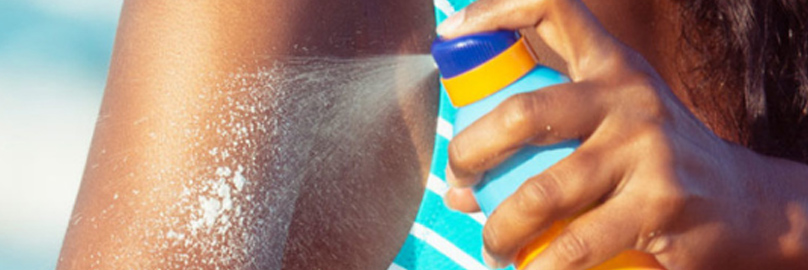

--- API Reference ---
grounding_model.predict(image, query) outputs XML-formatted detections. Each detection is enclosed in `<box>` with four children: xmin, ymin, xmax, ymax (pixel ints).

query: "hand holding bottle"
<box><xmin>439</xmin><ymin>0</ymin><xmax>808</xmax><ymax>269</ymax></box>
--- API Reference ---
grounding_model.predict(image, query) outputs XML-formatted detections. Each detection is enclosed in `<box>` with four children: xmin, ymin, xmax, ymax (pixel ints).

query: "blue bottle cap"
<box><xmin>431</xmin><ymin>30</ymin><xmax>520</xmax><ymax>78</ymax></box>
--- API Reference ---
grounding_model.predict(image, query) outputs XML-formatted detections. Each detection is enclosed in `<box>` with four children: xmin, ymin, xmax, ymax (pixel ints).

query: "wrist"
<box><xmin>730</xmin><ymin>144</ymin><xmax>808</xmax><ymax>268</ymax></box>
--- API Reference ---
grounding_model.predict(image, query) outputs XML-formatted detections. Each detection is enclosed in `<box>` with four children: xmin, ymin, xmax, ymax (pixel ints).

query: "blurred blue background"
<box><xmin>0</xmin><ymin>0</ymin><xmax>123</xmax><ymax>269</ymax></box>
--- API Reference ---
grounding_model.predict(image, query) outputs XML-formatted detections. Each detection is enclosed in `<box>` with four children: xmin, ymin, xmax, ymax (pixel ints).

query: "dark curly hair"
<box><xmin>680</xmin><ymin>0</ymin><xmax>808</xmax><ymax>163</ymax></box>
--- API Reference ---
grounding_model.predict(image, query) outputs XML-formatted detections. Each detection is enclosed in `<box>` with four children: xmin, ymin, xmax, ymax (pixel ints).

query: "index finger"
<box><xmin>437</xmin><ymin>0</ymin><xmax>623</xmax><ymax>81</ymax></box>
<box><xmin>446</xmin><ymin>81</ymin><xmax>606</xmax><ymax>187</ymax></box>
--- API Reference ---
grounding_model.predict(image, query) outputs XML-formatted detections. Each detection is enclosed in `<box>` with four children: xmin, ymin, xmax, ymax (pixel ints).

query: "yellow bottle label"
<box><xmin>441</xmin><ymin>37</ymin><xmax>537</xmax><ymax>107</ymax></box>
<box><xmin>514</xmin><ymin>220</ymin><xmax>664</xmax><ymax>270</ymax></box>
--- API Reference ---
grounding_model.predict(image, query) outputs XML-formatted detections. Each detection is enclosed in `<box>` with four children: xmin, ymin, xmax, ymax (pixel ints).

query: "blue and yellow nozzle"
<box><xmin>432</xmin><ymin>31</ymin><xmax>538</xmax><ymax>107</ymax></box>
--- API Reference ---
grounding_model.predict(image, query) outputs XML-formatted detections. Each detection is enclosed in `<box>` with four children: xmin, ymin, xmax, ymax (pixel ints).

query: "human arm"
<box><xmin>57</xmin><ymin>1</ymin><xmax>438</xmax><ymax>269</ymax></box>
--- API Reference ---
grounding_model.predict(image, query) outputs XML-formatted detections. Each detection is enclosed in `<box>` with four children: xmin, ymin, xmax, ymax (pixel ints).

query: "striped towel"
<box><xmin>389</xmin><ymin>1</ymin><xmax>516</xmax><ymax>269</ymax></box>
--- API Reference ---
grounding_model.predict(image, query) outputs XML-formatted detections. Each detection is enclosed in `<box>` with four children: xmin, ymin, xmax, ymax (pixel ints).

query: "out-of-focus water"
<box><xmin>0</xmin><ymin>1</ymin><xmax>122</xmax><ymax>269</ymax></box>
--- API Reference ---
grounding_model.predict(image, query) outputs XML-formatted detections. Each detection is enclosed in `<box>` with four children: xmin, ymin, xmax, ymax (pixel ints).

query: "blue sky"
<box><xmin>0</xmin><ymin>1</ymin><xmax>122</xmax><ymax>269</ymax></box>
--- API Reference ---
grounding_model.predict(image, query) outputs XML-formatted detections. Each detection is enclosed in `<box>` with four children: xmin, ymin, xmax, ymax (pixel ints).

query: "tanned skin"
<box><xmin>59</xmin><ymin>0</ymin><xmax>808</xmax><ymax>269</ymax></box>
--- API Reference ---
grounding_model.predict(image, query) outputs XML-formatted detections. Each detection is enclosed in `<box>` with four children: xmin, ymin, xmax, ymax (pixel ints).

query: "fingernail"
<box><xmin>445</xmin><ymin>166</ymin><xmax>481</xmax><ymax>188</ymax></box>
<box><xmin>481</xmin><ymin>247</ymin><xmax>507</xmax><ymax>269</ymax></box>
<box><xmin>445</xmin><ymin>166</ymin><xmax>463</xmax><ymax>187</ymax></box>
<box><xmin>437</xmin><ymin>10</ymin><xmax>465</xmax><ymax>36</ymax></box>
<box><xmin>445</xmin><ymin>166</ymin><xmax>457</xmax><ymax>186</ymax></box>
<box><xmin>442</xmin><ymin>188</ymin><xmax>456</xmax><ymax>209</ymax></box>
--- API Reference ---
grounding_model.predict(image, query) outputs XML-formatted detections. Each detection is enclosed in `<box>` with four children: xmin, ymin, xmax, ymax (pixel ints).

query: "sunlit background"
<box><xmin>0</xmin><ymin>0</ymin><xmax>123</xmax><ymax>269</ymax></box>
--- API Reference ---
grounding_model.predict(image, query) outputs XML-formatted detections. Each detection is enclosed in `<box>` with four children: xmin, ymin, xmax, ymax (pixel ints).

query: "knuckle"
<box><xmin>567</xmin><ymin>148</ymin><xmax>599</xmax><ymax>169</ymax></box>
<box><xmin>514</xmin><ymin>173</ymin><xmax>561</xmax><ymax>215</ymax></box>
<box><xmin>447</xmin><ymin>139</ymin><xmax>481</xmax><ymax>175</ymax></box>
<box><xmin>597</xmin><ymin>50</ymin><xmax>635</xmax><ymax>76</ymax></box>
<box><xmin>500</xmin><ymin>93</ymin><xmax>541</xmax><ymax>133</ymax></box>
<box><xmin>620</xmin><ymin>75</ymin><xmax>670</xmax><ymax>123</ymax></box>
<box><xmin>630</xmin><ymin>124</ymin><xmax>671</xmax><ymax>153</ymax></box>
<box><xmin>465</xmin><ymin>0</ymin><xmax>502</xmax><ymax>23</ymax></box>
<box><xmin>632</xmin><ymin>123</ymin><xmax>660</xmax><ymax>142</ymax></box>
<box><xmin>468</xmin><ymin>0</ymin><xmax>543</xmax><ymax>25</ymax></box>
<box><xmin>552</xmin><ymin>230</ymin><xmax>592</xmax><ymax>266</ymax></box>
<box><xmin>604</xmin><ymin>47</ymin><xmax>653</xmax><ymax>75</ymax></box>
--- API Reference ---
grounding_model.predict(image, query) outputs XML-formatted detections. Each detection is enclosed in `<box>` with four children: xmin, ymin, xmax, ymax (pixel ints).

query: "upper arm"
<box><xmin>58</xmin><ymin>1</ymin><xmax>438</xmax><ymax>269</ymax></box>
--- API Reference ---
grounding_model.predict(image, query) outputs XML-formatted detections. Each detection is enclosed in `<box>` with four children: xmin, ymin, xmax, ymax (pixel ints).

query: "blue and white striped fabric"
<box><xmin>389</xmin><ymin>1</ymin><xmax>516</xmax><ymax>269</ymax></box>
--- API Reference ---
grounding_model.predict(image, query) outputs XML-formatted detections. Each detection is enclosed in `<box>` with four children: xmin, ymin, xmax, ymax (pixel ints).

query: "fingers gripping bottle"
<box><xmin>431</xmin><ymin>31</ymin><xmax>664</xmax><ymax>270</ymax></box>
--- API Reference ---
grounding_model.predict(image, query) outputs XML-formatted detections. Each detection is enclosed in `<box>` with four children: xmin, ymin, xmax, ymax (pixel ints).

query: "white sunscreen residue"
<box><xmin>84</xmin><ymin>54</ymin><xmax>436</xmax><ymax>269</ymax></box>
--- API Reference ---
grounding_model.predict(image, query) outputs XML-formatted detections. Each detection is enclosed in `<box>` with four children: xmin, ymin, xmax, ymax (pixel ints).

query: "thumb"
<box><xmin>437</xmin><ymin>0</ymin><xmax>546</xmax><ymax>39</ymax></box>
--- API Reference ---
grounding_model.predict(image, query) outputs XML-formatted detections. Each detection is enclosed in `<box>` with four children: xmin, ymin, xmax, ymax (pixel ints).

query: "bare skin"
<box><xmin>439</xmin><ymin>0</ymin><xmax>808</xmax><ymax>269</ymax></box>
<box><xmin>59</xmin><ymin>0</ymin><xmax>808</xmax><ymax>269</ymax></box>
<box><xmin>58</xmin><ymin>1</ymin><xmax>438</xmax><ymax>269</ymax></box>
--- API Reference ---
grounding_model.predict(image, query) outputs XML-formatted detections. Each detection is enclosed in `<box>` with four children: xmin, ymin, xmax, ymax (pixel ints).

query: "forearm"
<box><xmin>58</xmin><ymin>1</ymin><xmax>438</xmax><ymax>269</ymax></box>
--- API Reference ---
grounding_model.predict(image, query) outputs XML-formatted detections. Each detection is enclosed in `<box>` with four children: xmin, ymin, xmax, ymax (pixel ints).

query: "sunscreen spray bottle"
<box><xmin>432</xmin><ymin>30</ymin><xmax>663</xmax><ymax>270</ymax></box>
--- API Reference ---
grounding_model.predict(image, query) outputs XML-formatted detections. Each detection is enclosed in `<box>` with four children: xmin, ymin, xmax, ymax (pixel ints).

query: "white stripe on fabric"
<box><xmin>437</xmin><ymin>117</ymin><xmax>454</xmax><ymax>140</ymax></box>
<box><xmin>387</xmin><ymin>262</ymin><xmax>407</xmax><ymax>270</ymax></box>
<box><xmin>434</xmin><ymin>0</ymin><xmax>456</xmax><ymax>16</ymax></box>
<box><xmin>410</xmin><ymin>222</ymin><xmax>489</xmax><ymax>270</ymax></box>
<box><xmin>468</xmin><ymin>212</ymin><xmax>487</xmax><ymax>225</ymax></box>
<box><xmin>426</xmin><ymin>174</ymin><xmax>450</xmax><ymax>196</ymax></box>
